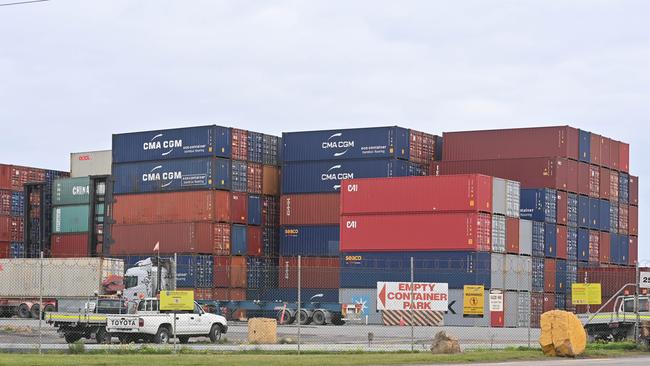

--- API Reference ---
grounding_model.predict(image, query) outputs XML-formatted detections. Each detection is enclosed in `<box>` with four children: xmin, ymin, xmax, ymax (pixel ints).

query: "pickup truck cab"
<box><xmin>106</xmin><ymin>298</ymin><xmax>228</xmax><ymax>344</ymax></box>
<box><xmin>579</xmin><ymin>295</ymin><xmax>650</xmax><ymax>341</ymax></box>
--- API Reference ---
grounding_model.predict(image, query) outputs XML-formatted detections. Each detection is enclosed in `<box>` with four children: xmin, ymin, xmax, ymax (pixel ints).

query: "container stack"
<box><xmin>276</xmin><ymin>127</ymin><xmax>440</xmax><ymax>302</ymax></box>
<box><xmin>108</xmin><ymin>125</ymin><xmax>281</xmax><ymax>300</ymax></box>
<box><xmin>0</xmin><ymin>164</ymin><xmax>68</xmax><ymax>258</ymax></box>
<box><xmin>433</xmin><ymin>126</ymin><xmax>637</xmax><ymax>326</ymax></box>
<box><xmin>51</xmin><ymin>177</ymin><xmax>98</xmax><ymax>257</ymax></box>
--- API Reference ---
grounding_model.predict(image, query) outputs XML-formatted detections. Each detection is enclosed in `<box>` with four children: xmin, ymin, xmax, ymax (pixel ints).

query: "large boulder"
<box><xmin>430</xmin><ymin>331</ymin><xmax>461</xmax><ymax>354</ymax></box>
<box><xmin>539</xmin><ymin>310</ymin><xmax>587</xmax><ymax>357</ymax></box>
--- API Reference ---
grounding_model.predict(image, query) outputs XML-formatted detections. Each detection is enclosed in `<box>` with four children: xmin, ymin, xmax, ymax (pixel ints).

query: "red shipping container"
<box><xmin>599</xmin><ymin>232</ymin><xmax>611</xmax><ymax>264</ymax></box>
<box><xmin>610</xmin><ymin>171</ymin><xmax>620</xmax><ymax>201</ymax></box>
<box><xmin>410</xmin><ymin>130</ymin><xmax>440</xmax><ymax>165</ymax></box>
<box><xmin>0</xmin><ymin>241</ymin><xmax>10</xmax><ymax>258</ymax></box>
<box><xmin>491</xmin><ymin>309</ymin><xmax>504</xmax><ymax>328</ymax></box>
<box><xmin>544</xmin><ymin>259</ymin><xmax>556</xmax><ymax>293</ymax></box>
<box><xmin>231</xmin><ymin>128</ymin><xmax>248</xmax><ymax>161</ymax></box>
<box><xmin>113</xmin><ymin>191</ymin><xmax>228</xmax><ymax>224</ymax></box>
<box><xmin>619</xmin><ymin>142</ymin><xmax>630</xmax><ymax>173</ymax></box>
<box><xmin>280</xmin><ymin>193</ymin><xmax>340</xmax><ymax>226</ymax></box>
<box><xmin>178</xmin><ymin>288</ymin><xmax>212</xmax><ymax>301</ymax></box>
<box><xmin>599</xmin><ymin>167</ymin><xmax>611</xmax><ymax>200</ymax></box>
<box><xmin>0</xmin><ymin>190</ymin><xmax>11</xmax><ymax>216</ymax></box>
<box><xmin>262</xmin><ymin>196</ymin><xmax>279</xmax><ymax>227</ymax></box>
<box><xmin>556</xmin><ymin>225</ymin><xmax>567</xmax><ymax>259</ymax></box>
<box><xmin>588</xmin><ymin>230</ymin><xmax>600</xmax><ymax>263</ymax></box>
<box><xmin>433</xmin><ymin>158</ymin><xmax>570</xmax><ymax>192</ymax></box>
<box><xmin>212</xmin><ymin>288</ymin><xmax>246</xmax><ymax>301</ymax></box>
<box><xmin>341</xmin><ymin>174</ymin><xmax>492</xmax><ymax>215</ymax></box>
<box><xmin>629</xmin><ymin>205</ymin><xmax>638</xmax><ymax>236</ymax></box>
<box><xmin>505</xmin><ymin>217</ymin><xmax>520</xmax><ymax>254</ymax></box>
<box><xmin>618</xmin><ymin>204</ymin><xmax>629</xmax><ymax>235</ymax></box>
<box><xmin>578</xmin><ymin>267</ymin><xmax>637</xmax><ymax>297</ymax></box>
<box><xmin>566</xmin><ymin>159</ymin><xmax>578</xmax><ymax>193</ymax></box>
<box><xmin>629</xmin><ymin>236</ymin><xmax>638</xmax><ymax>266</ymax></box>
<box><xmin>630</xmin><ymin>176</ymin><xmax>639</xmax><ymax>206</ymax></box>
<box><xmin>279</xmin><ymin>257</ymin><xmax>340</xmax><ymax>289</ymax></box>
<box><xmin>543</xmin><ymin>293</ymin><xmax>556</xmax><ymax>313</ymax></box>
<box><xmin>213</xmin><ymin>256</ymin><xmax>247</xmax><ymax>288</ymax></box>
<box><xmin>600</xmin><ymin>136</ymin><xmax>611</xmax><ymax>168</ymax></box>
<box><xmin>340</xmin><ymin>212</ymin><xmax>492</xmax><ymax>252</ymax></box>
<box><xmin>442</xmin><ymin>126</ymin><xmax>579</xmax><ymax>161</ymax></box>
<box><xmin>51</xmin><ymin>234</ymin><xmax>89</xmax><ymax>257</ymax></box>
<box><xmin>247</xmin><ymin>226</ymin><xmax>262</xmax><ymax>256</ymax></box>
<box><xmin>610</xmin><ymin>139</ymin><xmax>620</xmax><ymax>171</ymax></box>
<box><xmin>556</xmin><ymin>191</ymin><xmax>568</xmax><ymax>225</ymax></box>
<box><xmin>577</xmin><ymin>162</ymin><xmax>590</xmax><ymax>196</ymax></box>
<box><xmin>0</xmin><ymin>217</ymin><xmax>23</xmax><ymax>242</ymax></box>
<box><xmin>0</xmin><ymin>164</ymin><xmax>61</xmax><ymax>191</ymax></box>
<box><xmin>531</xmin><ymin>293</ymin><xmax>543</xmax><ymax>328</ymax></box>
<box><xmin>590</xmin><ymin>133</ymin><xmax>601</xmax><ymax>166</ymax></box>
<box><xmin>230</xmin><ymin>192</ymin><xmax>248</xmax><ymax>224</ymax></box>
<box><xmin>588</xmin><ymin>165</ymin><xmax>600</xmax><ymax>198</ymax></box>
<box><xmin>213</xmin><ymin>223</ymin><xmax>231</xmax><ymax>255</ymax></box>
<box><xmin>0</xmin><ymin>217</ymin><xmax>10</xmax><ymax>242</ymax></box>
<box><xmin>247</xmin><ymin>163</ymin><xmax>262</xmax><ymax>194</ymax></box>
<box><xmin>111</xmin><ymin>222</ymin><xmax>223</xmax><ymax>255</ymax></box>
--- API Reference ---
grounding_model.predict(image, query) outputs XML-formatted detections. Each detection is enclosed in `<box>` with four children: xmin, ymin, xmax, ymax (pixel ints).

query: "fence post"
<box><xmin>297</xmin><ymin>255</ymin><xmax>301</xmax><ymax>355</ymax></box>
<box><xmin>410</xmin><ymin>257</ymin><xmax>414</xmax><ymax>352</ymax></box>
<box><xmin>528</xmin><ymin>257</ymin><xmax>532</xmax><ymax>348</ymax></box>
<box><xmin>39</xmin><ymin>251</ymin><xmax>43</xmax><ymax>354</ymax></box>
<box><xmin>635</xmin><ymin>261</ymin><xmax>640</xmax><ymax>343</ymax></box>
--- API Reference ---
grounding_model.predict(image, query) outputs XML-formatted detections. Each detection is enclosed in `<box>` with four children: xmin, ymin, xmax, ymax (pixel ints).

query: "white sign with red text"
<box><xmin>376</xmin><ymin>282</ymin><xmax>448</xmax><ymax>311</ymax></box>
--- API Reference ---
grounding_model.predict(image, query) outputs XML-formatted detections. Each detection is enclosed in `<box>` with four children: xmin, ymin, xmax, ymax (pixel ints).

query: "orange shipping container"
<box><xmin>262</xmin><ymin>165</ymin><xmax>280</xmax><ymax>196</ymax></box>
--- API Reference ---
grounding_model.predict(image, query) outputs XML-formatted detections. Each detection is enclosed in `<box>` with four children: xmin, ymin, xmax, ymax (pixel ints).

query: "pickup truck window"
<box><xmin>623</xmin><ymin>298</ymin><xmax>649</xmax><ymax>312</ymax></box>
<box><xmin>137</xmin><ymin>300</ymin><xmax>159</xmax><ymax>312</ymax></box>
<box><xmin>194</xmin><ymin>303</ymin><xmax>203</xmax><ymax>314</ymax></box>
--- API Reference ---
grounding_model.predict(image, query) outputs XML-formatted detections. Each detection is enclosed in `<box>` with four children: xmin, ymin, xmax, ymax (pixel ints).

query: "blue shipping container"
<box><xmin>282</xmin><ymin>158</ymin><xmax>410</xmax><ymax>194</ymax></box>
<box><xmin>619</xmin><ymin>173</ymin><xmax>629</xmax><ymax>204</ymax></box>
<box><xmin>11</xmin><ymin>192</ymin><xmax>24</xmax><ymax>217</ymax></box>
<box><xmin>578</xmin><ymin>129</ymin><xmax>591</xmax><ymax>163</ymax></box>
<box><xmin>566</xmin><ymin>260</ymin><xmax>577</xmax><ymax>291</ymax></box>
<box><xmin>620</xmin><ymin>235</ymin><xmax>629</xmax><ymax>265</ymax></box>
<box><xmin>555</xmin><ymin>294</ymin><xmax>566</xmax><ymax>310</ymax></box>
<box><xmin>248</xmin><ymin>195</ymin><xmax>262</xmax><ymax>226</ymax></box>
<box><xmin>10</xmin><ymin>242</ymin><xmax>25</xmax><ymax>258</ymax></box>
<box><xmin>112</xmin><ymin>157</ymin><xmax>230</xmax><ymax>194</ymax></box>
<box><xmin>599</xmin><ymin>199</ymin><xmax>610</xmax><ymax>232</ymax></box>
<box><xmin>578</xmin><ymin>195</ymin><xmax>590</xmax><ymax>228</ymax></box>
<box><xmin>556</xmin><ymin>259</ymin><xmax>567</xmax><ymax>294</ymax></box>
<box><xmin>263</xmin><ymin>227</ymin><xmax>279</xmax><ymax>257</ymax></box>
<box><xmin>610</xmin><ymin>233</ymin><xmax>620</xmax><ymax>264</ymax></box>
<box><xmin>247</xmin><ymin>257</ymin><xmax>279</xmax><ymax>289</ymax></box>
<box><xmin>280</xmin><ymin>225</ymin><xmax>339</xmax><ymax>257</ymax></box>
<box><xmin>589</xmin><ymin>198</ymin><xmax>600</xmax><ymax>230</ymax></box>
<box><xmin>577</xmin><ymin>228</ymin><xmax>589</xmax><ymax>262</ymax></box>
<box><xmin>262</xmin><ymin>135</ymin><xmax>281</xmax><ymax>166</ymax></box>
<box><xmin>567</xmin><ymin>193</ymin><xmax>578</xmax><ymax>227</ymax></box>
<box><xmin>112</xmin><ymin>125</ymin><xmax>232</xmax><ymax>163</ymax></box>
<box><xmin>248</xmin><ymin>132</ymin><xmax>263</xmax><ymax>163</ymax></box>
<box><xmin>520</xmin><ymin>188</ymin><xmax>556</xmax><ymax>223</ymax></box>
<box><xmin>340</xmin><ymin>251</ymin><xmax>491</xmax><ymax>289</ymax></box>
<box><xmin>231</xmin><ymin>225</ymin><xmax>247</xmax><ymax>256</ymax></box>
<box><xmin>545</xmin><ymin>223</ymin><xmax>557</xmax><ymax>258</ymax></box>
<box><xmin>567</xmin><ymin>227</ymin><xmax>578</xmax><ymax>261</ymax></box>
<box><xmin>532</xmin><ymin>256</ymin><xmax>544</xmax><ymax>292</ymax></box>
<box><xmin>231</xmin><ymin>160</ymin><xmax>247</xmax><ymax>192</ymax></box>
<box><xmin>282</xmin><ymin>126</ymin><xmax>410</xmax><ymax>162</ymax></box>
<box><xmin>532</xmin><ymin>221</ymin><xmax>545</xmax><ymax>257</ymax></box>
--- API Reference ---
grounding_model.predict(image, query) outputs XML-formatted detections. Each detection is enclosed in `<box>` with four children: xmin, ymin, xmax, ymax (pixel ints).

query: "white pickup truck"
<box><xmin>106</xmin><ymin>298</ymin><xmax>228</xmax><ymax>344</ymax></box>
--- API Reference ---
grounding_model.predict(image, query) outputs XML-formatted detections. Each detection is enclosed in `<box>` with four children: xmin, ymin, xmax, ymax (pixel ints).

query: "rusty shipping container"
<box><xmin>433</xmin><ymin>158</ymin><xmax>572</xmax><ymax>192</ymax></box>
<box><xmin>629</xmin><ymin>176</ymin><xmax>638</xmax><ymax>206</ymax></box>
<box><xmin>589</xmin><ymin>165</ymin><xmax>600</xmax><ymax>198</ymax></box>
<box><xmin>610</xmin><ymin>139</ymin><xmax>620</xmax><ymax>171</ymax></box>
<box><xmin>578</xmin><ymin>163</ymin><xmax>590</xmax><ymax>196</ymax></box>
<box><xmin>280</xmin><ymin>193</ymin><xmax>340</xmax><ymax>226</ymax></box>
<box><xmin>505</xmin><ymin>217</ymin><xmax>519</xmax><ymax>254</ymax></box>
<box><xmin>610</xmin><ymin>171</ymin><xmax>620</xmax><ymax>202</ymax></box>
<box><xmin>247</xmin><ymin>163</ymin><xmax>262</xmax><ymax>194</ymax></box>
<box><xmin>231</xmin><ymin>128</ymin><xmax>248</xmax><ymax>161</ymax></box>
<box><xmin>50</xmin><ymin>234</ymin><xmax>89</xmax><ymax>257</ymax></box>
<box><xmin>213</xmin><ymin>256</ymin><xmax>247</xmax><ymax>288</ymax></box>
<box><xmin>600</xmin><ymin>136</ymin><xmax>611</xmax><ymax>168</ymax></box>
<box><xmin>262</xmin><ymin>165</ymin><xmax>280</xmax><ymax>196</ymax></box>
<box><xmin>557</xmin><ymin>191</ymin><xmax>568</xmax><ymax>225</ymax></box>
<box><xmin>279</xmin><ymin>257</ymin><xmax>340</xmax><ymax>289</ymax></box>
<box><xmin>599</xmin><ymin>232</ymin><xmax>611</xmax><ymax>264</ymax></box>
<box><xmin>590</xmin><ymin>133</ymin><xmax>601</xmax><ymax>166</ymax></box>
<box><xmin>556</xmin><ymin>225</ymin><xmax>568</xmax><ymax>259</ymax></box>
<box><xmin>230</xmin><ymin>192</ymin><xmax>248</xmax><ymax>224</ymax></box>
<box><xmin>619</xmin><ymin>142</ymin><xmax>630</xmax><ymax>172</ymax></box>
<box><xmin>600</xmin><ymin>167</ymin><xmax>611</xmax><ymax>200</ymax></box>
<box><xmin>629</xmin><ymin>205</ymin><xmax>638</xmax><ymax>236</ymax></box>
<box><xmin>340</xmin><ymin>212</ymin><xmax>492</xmax><ymax>252</ymax></box>
<box><xmin>341</xmin><ymin>174</ymin><xmax>493</xmax><ymax>215</ymax></box>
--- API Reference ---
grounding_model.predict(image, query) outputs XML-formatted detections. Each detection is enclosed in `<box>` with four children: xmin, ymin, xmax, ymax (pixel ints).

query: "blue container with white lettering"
<box><xmin>280</xmin><ymin>225</ymin><xmax>340</xmax><ymax>256</ymax></box>
<box><xmin>567</xmin><ymin>227</ymin><xmax>578</xmax><ymax>261</ymax></box>
<box><xmin>282</xmin><ymin>126</ymin><xmax>410</xmax><ymax>162</ymax></box>
<box><xmin>112</xmin><ymin>125</ymin><xmax>232</xmax><ymax>163</ymax></box>
<box><xmin>519</xmin><ymin>188</ymin><xmax>556</xmax><ymax>223</ymax></box>
<box><xmin>282</xmin><ymin>158</ymin><xmax>410</xmax><ymax>194</ymax></box>
<box><xmin>112</xmin><ymin>157</ymin><xmax>230</xmax><ymax>194</ymax></box>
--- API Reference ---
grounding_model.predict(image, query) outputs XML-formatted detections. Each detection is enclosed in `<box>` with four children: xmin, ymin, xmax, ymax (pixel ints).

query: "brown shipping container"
<box><xmin>279</xmin><ymin>257</ymin><xmax>340</xmax><ymax>289</ymax></box>
<box><xmin>281</xmin><ymin>193</ymin><xmax>340</xmax><ymax>226</ymax></box>
<box><xmin>543</xmin><ymin>293</ymin><xmax>556</xmax><ymax>313</ymax></box>
<box><xmin>51</xmin><ymin>234</ymin><xmax>89</xmax><ymax>257</ymax></box>
<box><xmin>0</xmin><ymin>242</ymin><xmax>9</xmax><ymax>258</ymax></box>
<box><xmin>247</xmin><ymin>226</ymin><xmax>262</xmax><ymax>256</ymax></box>
<box><xmin>247</xmin><ymin>163</ymin><xmax>262</xmax><ymax>194</ymax></box>
<box><xmin>629</xmin><ymin>236</ymin><xmax>638</xmax><ymax>265</ymax></box>
<box><xmin>442</xmin><ymin>126</ymin><xmax>579</xmax><ymax>161</ymax></box>
<box><xmin>588</xmin><ymin>165</ymin><xmax>600</xmax><ymax>198</ymax></box>
<box><xmin>213</xmin><ymin>256</ymin><xmax>247</xmax><ymax>288</ymax></box>
<box><xmin>111</xmin><ymin>222</ymin><xmax>220</xmax><ymax>255</ymax></box>
<box><xmin>262</xmin><ymin>165</ymin><xmax>280</xmax><ymax>196</ymax></box>
<box><xmin>231</xmin><ymin>128</ymin><xmax>248</xmax><ymax>161</ymax></box>
<box><xmin>113</xmin><ymin>191</ymin><xmax>229</xmax><ymax>224</ymax></box>
<box><xmin>610</xmin><ymin>139</ymin><xmax>620</xmax><ymax>171</ymax></box>
<box><xmin>610</xmin><ymin>171</ymin><xmax>619</xmax><ymax>201</ymax></box>
<box><xmin>0</xmin><ymin>217</ymin><xmax>23</xmax><ymax>242</ymax></box>
<box><xmin>600</xmin><ymin>137</ymin><xmax>611</xmax><ymax>168</ymax></box>
<box><xmin>577</xmin><ymin>162</ymin><xmax>590</xmax><ymax>196</ymax></box>
<box><xmin>178</xmin><ymin>288</ymin><xmax>212</xmax><ymax>301</ymax></box>
<box><xmin>629</xmin><ymin>176</ymin><xmax>638</xmax><ymax>206</ymax></box>
<box><xmin>213</xmin><ymin>288</ymin><xmax>246</xmax><ymax>301</ymax></box>
<box><xmin>629</xmin><ymin>205</ymin><xmax>638</xmax><ymax>236</ymax></box>
<box><xmin>578</xmin><ymin>267</ymin><xmax>638</xmax><ymax>297</ymax></box>
<box><xmin>619</xmin><ymin>142</ymin><xmax>630</xmax><ymax>173</ymax></box>
<box><xmin>599</xmin><ymin>232</ymin><xmax>611</xmax><ymax>264</ymax></box>
<box><xmin>433</xmin><ymin>158</ymin><xmax>570</xmax><ymax>192</ymax></box>
<box><xmin>531</xmin><ymin>293</ymin><xmax>543</xmax><ymax>328</ymax></box>
<box><xmin>618</xmin><ymin>204</ymin><xmax>629</xmax><ymax>235</ymax></box>
<box><xmin>567</xmin><ymin>159</ymin><xmax>579</xmax><ymax>193</ymax></box>
<box><xmin>599</xmin><ymin>167</ymin><xmax>611</xmax><ymax>200</ymax></box>
<box><xmin>556</xmin><ymin>225</ymin><xmax>567</xmax><ymax>259</ymax></box>
<box><xmin>556</xmin><ymin>191</ymin><xmax>568</xmax><ymax>225</ymax></box>
<box><xmin>589</xmin><ymin>230</ymin><xmax>600</xmax><ymax>263</ymax></box>
<box><xmin>544</xmin><ymin>259</ymin><xmax>556</xmax><ymax>293</ymax></box>
<box><xmin>590</xmin><ymin>133</ymin><xmax>601</xmax><ymax>165</ymax></box>
<box><xmin>231</xmin><ymin>192</ymin><xmax>248</xmax><ymax>224</ymax></box>
<box><xmin>505</xmin><ymin>217</ymin><xmax>519</xmax><ymax>254</ymax></box>
<box><xmin>0</xmin><ymin>164</ymin><xmax>58</xmax><ymax>191</ymax></box>
<box><xmin>213</xmin><ymin>223</ymin><xmax>231</xmax><ymax>255</ymax></box>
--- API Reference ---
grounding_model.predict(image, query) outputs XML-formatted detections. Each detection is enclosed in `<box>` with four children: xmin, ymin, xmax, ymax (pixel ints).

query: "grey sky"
<box><xmin>1</xmin><ymin>1</ymin><xmax>647</xmax><ymax>262</ymax></box>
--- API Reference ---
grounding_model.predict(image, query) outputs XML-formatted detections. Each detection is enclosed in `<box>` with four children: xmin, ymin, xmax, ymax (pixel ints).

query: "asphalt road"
<box><xmin>444</xmin><ymin>358</ymin><xmax>650</xmax><ymax>366</ymax></box>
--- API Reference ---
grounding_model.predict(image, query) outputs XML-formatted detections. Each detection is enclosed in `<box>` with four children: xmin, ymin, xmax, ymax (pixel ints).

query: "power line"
<box><xmin>0</xmin><ymin>0</ymin><xmax>48</xmax><ymax>7</ymax></box>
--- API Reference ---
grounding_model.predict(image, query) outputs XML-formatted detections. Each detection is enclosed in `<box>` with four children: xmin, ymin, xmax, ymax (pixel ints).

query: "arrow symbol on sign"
<box><xmin>378</xmin><ymin>284</ymin><xmax>386</xmax><ymax>308</ymax></box>
<box><xmin>448</xmin><ymin>300</ymin><xmax>456</xmax><ymax>315</ymax></box>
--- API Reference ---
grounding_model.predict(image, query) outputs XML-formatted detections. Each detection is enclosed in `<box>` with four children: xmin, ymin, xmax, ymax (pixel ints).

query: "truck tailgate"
<box><xmin>107</xmin><ymin>316</ymin><xmax>139</xmax><ymax>332</ymax></box>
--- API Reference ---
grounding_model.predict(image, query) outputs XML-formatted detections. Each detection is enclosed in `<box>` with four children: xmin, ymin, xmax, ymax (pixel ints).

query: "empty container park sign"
<box><xmin>376</xmin><ymin>282</ymin><xmax>448</xmax><ymax>311</ymax></box>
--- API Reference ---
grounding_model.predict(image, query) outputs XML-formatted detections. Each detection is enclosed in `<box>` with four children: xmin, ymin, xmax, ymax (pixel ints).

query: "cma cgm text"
<box><xmin>322</xmin><ymin>140</ymin><xmax>354</xmax><ymax>149</ymax></box>
<box><xmin>143</xmin><ymin>139</ymin><xmax>183</xmax><ymax>150</ymax></box>
<box><xmin>142</xmin><ymin>172</ymin><xmax>182</xmax><ymax>181</ymax></box>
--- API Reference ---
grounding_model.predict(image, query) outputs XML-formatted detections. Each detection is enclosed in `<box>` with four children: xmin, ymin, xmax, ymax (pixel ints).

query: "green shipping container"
<box><xmin>52</xmin><ymin>204</ymin><xmax>104</xmax><ymax>233</ymax></box>
<box><xmin>52</xmin><ymin>177</ymin><xmax>90</xmax><ymax>205</ymax></box>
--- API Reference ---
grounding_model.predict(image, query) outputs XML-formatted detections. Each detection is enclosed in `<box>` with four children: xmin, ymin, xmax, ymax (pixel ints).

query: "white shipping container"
<box><xmin>492</xmin><ymin>177</ymin><xmax>507</xmax><ymax>216</ymax></box>
<box><xmin>492</xmin><ymin>215</ymin><xmax>506</xmax><ymax>253</ymax></box>
<box><xmin>70</xmin><ymin>150</ymin><xmax>112</xmax><ymax>178</ymax></box>
<box><xmin>504</xmin><ymin>291</ymin><xmax>518</xmax><ymax>327</ymax></box>
<box><xmin>506</xmin><ymin>180</ymin><xmax>520</xmax><ymax>218</ymax></box>
<box><xmin>517</xmin><ymin>292</ymin><xmax>531</xmax><ymax>328</ymax></box>
<box><xmin>0</xmin><ymin>258</ymin><xmax>124</xmax><ymax>298</ymax></box>
<box><xmin>519</xmin><ymin>219</ymin><xmax>533</xmax><ymax>256</ymax></box>
<box><xmin>491</xmin><ymin>253</ymin><xmax>505</xmax><ymax>289</ymax></box>
<box><xmin>504</xmin><ymin>255</ymin><xmax>532</xmax><ymax>292</ymax></box>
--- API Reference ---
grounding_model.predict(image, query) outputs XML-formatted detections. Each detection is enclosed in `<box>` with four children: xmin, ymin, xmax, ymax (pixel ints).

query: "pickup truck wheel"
<box><xmin>209</xmin><ymin>324</ymin><xmax>222</xmax><ymax>343</ymax></box>
<box><xmin>178</xmin><ymin>336</ymin><xmax>190</xmax><ymax>344</ymax></box>
<box><xmin>17</xmin><ymin>304</ymin><xmax>31</xmax><ymax>318</ymax></box>
<box><xmin>64</xmin><ymin>333</ymin><xmax>82</xmax><ymax>343</ymax></box>
<box><xmin>95</xmin><ymin>327</ymin><xmax>109</xmax><ymax>344</ymax></box>
<box><xmin>154</xmin><ymin>327</ymin><xmax>171</xmax><ymax>344</ymax></box>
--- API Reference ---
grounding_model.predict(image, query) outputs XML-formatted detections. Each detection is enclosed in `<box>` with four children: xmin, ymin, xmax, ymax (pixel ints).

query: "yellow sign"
<box><xmin>463</xmin><ymin>285</ymin><xmax>484</xmax><ymax>317</ymax></box>
<box><xmin>571</xmin><ymin>283</ymin><xmax>602</xmax><ymax>305</ymax></box>
<box><xmin>160</xmin><ymin>290</ymin><xmax>195</xmax><ymax>311</ymax></box>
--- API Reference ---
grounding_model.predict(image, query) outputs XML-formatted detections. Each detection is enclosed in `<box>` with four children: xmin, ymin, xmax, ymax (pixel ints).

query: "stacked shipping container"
<box><xmin>109</xmin><ymin>125</ymin><xmax>281</xmax><ymax>296</ymax></box>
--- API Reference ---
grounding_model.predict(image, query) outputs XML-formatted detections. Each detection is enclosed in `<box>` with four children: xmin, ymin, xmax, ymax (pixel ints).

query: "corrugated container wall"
<box><xmin>281</xmin><ymin>193</ymin><xmax>340</xmax><ymax>225</ymax></box>
<box><xmin>70</xmin><ymin>150</ymin><xmax>112</xmax><ymax>178</ymax></box>
<box><xmin>53</xmin><ymin>177</ymin><xmax>91</xmax><ymax>205</ymax></box>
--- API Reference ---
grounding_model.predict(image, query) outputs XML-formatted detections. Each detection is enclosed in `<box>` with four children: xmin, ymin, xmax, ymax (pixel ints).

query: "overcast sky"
<box><xmin>1</xmin><ymin>1</ymin><xmax>647</xmax><ymax>262</ymax></box>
